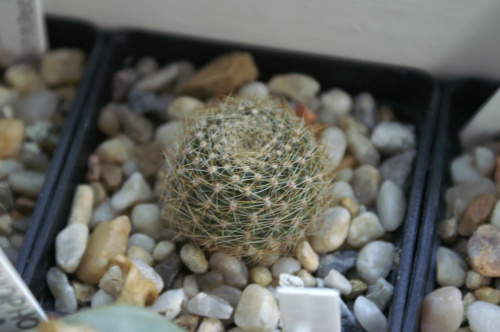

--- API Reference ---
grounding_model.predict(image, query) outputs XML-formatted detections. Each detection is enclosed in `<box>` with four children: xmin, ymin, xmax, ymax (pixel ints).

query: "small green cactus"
<box><xmin>160</xmin><ymin>96</ymin><xmax>333</xmax><ymax>261</ymax></box>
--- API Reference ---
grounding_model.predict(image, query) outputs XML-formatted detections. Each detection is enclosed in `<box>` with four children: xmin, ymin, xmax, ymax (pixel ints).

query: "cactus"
<box><xmin>160</xmin><ymin>96</ymin><xmax>333</xmax><ymax>261</ymax></box>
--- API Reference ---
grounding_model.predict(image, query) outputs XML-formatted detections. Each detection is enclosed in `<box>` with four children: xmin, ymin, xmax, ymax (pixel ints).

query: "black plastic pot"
<box><xmin>404</xmin><ymin>78</ymin><xmax>500</xmax><ymax>331</ymax></box>
<box><xmin>22</xmin><ymin>29</ymin><xmax>439</xmax><ymax>331</ymax></box>
<box><xmin>14</xmin><ymin>17</ymin><xmax>104</xmax><ymax>276</ymax></box>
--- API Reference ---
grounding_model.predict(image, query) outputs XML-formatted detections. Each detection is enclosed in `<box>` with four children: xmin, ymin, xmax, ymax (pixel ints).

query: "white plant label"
<box><xmin>0</xmin><ymin>0</ymin><xmax>47</xmax><ymax>61</ymax></box>
<box><xmin>278</xmin><ymin>287</ymin><xmax>341</xmax><ymax>332</ymax></box>
<box><xmin>460</xmin><ymin>87</ymin><xmax>500</xmax><ymax>149</ymax></box>
<box><xmin>0</xmin><ymin>248</ymin><xmax>48</xmax><ymax>331</ymax></box>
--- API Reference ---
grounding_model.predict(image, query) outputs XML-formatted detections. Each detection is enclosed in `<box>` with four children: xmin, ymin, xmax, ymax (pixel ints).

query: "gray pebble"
<box><xmin>365</xmin><ymin>277</ymin><xmax>394</xmax><ymax>311</ymax></box>
<box><xmin>379</xmin><ymin>149</ymin><xmax>416</xmax><ymax>187</ymax></box>
<box><xmin>128</xmin><ymin>233</ymin><xmax>156</xmax><ymax>253</ymax></box>
<box><xmin>155</xmin><ymin>253</ymin><xmax>182</xmax><ymax>289</ymax></box>
<box><xmin>46</xmin><ymin>266</ymin><xmax>77</xmax><ymax>313</ymax></box>
<box><xmin>56</xmin><ymin>223</ymin><xmax>89</xmax><ymax>274</ymax></box>
<box><xmin>209</xmin><ymin>251</ymin><xmax>248</xmax><ymax>289</ymax></box>
<box><xmin>347</xmin><ymin>129</ymin><xmax>380</xmax><ymax>166</ymax></box>
<box><xmin>352</xmin><ymin>165</ymin><xmax>380</xmax><ymax>207</ymax></box>
<box><xmin>7</xmin><ymin>170</ymin><xmax>45</xmax><ymax>197</ymax></box>
<box><xmin>187</xmin><ymin>293</ymin><xmax>233</xmax><ymax>320</ymax></box>
<box><xmin>353</xmin><ymin>93</ymin><xmax>379</xmax><ymax>129</ymax></box>
<box><xmin>317</xmin><ymin>250</ymin><xmax>358</xmax><ymax>277</ymax></box>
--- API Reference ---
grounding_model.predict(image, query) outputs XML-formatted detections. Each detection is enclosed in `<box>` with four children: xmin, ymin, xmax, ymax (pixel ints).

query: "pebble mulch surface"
<box><xmin>0</xmin><ymin>49</ymin><xmax>86</xmax><ymax>264</ymax></box>
<box><xmin>47</xmin><ymin>52</ymin><xmax>418</xmax><ymax>332</ymax></box>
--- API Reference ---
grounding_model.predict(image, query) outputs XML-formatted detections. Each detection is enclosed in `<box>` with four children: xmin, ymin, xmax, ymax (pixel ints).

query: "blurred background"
<box><xmin>44</xmin><ymin>0</ymin><xmax>500</xmax><ymax>79</ymax></box>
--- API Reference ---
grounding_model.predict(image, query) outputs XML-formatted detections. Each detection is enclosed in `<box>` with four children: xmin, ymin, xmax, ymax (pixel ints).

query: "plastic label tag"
<box><xmin>460</xmin><ymin>87</ymin><xmax>500</xmax><ymax>149</ymax></box>
<box><xmin>0</xmin><ymin>0</ymin><xmax>47</xmax><ymax>62</ymax></box>
<box><xmin>278</xmin><ymin>287</ymin><xmax>341</xmax><ymax>332</ymax></box>
<box><xmin>0</xmin><ymin>248</ymin><xmax>48</xmax><ymax>331</ymax></box>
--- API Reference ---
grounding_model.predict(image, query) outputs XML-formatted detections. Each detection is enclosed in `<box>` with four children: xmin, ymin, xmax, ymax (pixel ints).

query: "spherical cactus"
<box><xmin>160</xmin><ymin>96</ymin><xmax>333</xmax><ymax>262</ymax></box>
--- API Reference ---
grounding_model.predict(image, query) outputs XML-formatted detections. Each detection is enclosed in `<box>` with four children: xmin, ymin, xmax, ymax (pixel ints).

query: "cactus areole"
<box><xmin>160</xmin><ymin>97</ymin><xmax>333</xmax><ymax>262</ymax></box>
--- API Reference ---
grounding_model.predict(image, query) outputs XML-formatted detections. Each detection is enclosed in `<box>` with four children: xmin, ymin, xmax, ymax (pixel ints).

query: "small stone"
<box><xmin>96</xmin><ymin>137</ymin><xmax>132</xmax><ymax>164</ymax></box>
<box><xmin>68</xmin><ymin>185</ymin><xmax>94</xmax><ymax>226</ymax></box>
<box><xmin>268</xmin><ymin>73</ymin><xmax>319</xmax><ymax>104</ymax></box>
<box><xmin>76</xmin><ymin>216</ymin><xmax>131</xmax><ymax>284</ymax></box>
<box><xmin>209</xmin><ymin>285</ymin><xmax>242</xmax><ymax>310</ymax></box>
<box><xmin>459</xmin><ymin>193</ymin><xmax>496</xmax><ymax>236</ymax></box>
<box><xmin>296</xmin><ymin>239</ymin><xmax>319</xmax><ymax>272</ymax></box>
<box><xmin>155</xmin><ymin>253</ymin><xmax>182</xmax><ymax>289</ymax></box>
<box><xmin>462</xmin><ymin>292</ymin><xmax>477</xmax><ymax>323</ymax></box>
<box><xmin>279</xmin><ymin>274</ymin><xmax>304</xmax><ymax>288</ymax></box>
<box><xmin>356</xmin><ymin>241</ymin><xmax>394</xmax><ymax>284</ymax></box>
<box><xmin>56</xmin><ymin>223</ymin><xmax>89</xmax><ymax>273</ymax></box>
<box><xmin>7</xmin><ymin>170</ymin><xmax>44</xmax><ymax>197</ymax></box>
<box><xmin>112</xmin><ymin>68</ymin><xmax>137</xmax><ymax>101</ymax></box>
<box><xmin>181</xmin><ymin>244</ymin><xmax>209</xmax><ymax>274</ymax></box>
<box><xmin>490</xmin><ymin>200</ymin><xmax>500</xmax><ymax>229</ymax></box>
<box><xmin>25</xmin><ymin>121</ymin><xmax>53</xmax><ymax>142</ymax></box>
<box><xmin>9</xmin><ymin>235</ymin><xmax>23</xmax><ymax>250</ymax></box>
<box><xmin>131</xmin><ymin>203</ymin><xmax>162</xmax><ymax>240</ymax></box>
<box><xmin>41</xmin><ymin>49</ymin><xmax>85</xmax><ymax>86</ymax></box>
<box><xmin>347</xmin><ymin>212</ymin><xmax>385</xmax><ymax>248</ymax></box>
<box><xmin>377</xmin><ymin>180</ymin><xmax>406</xmax><ymax>231</ymax></box>
<box><xmin>347</xmin><ymin>128</ymin><xmax>380</xmax><ymax>166</ymax></box>
<box><xmin>72</xmin><ymin>281</ymin><xmax>96</xmax><ymax>305</ymax></box>
<box><xmin>353</xmin><ymin>93</ymin><xmax>379</xmax><ymax>129</ymax></box>
<box><xmin>46</xmin><ymin>267</ymin><xmax>78</xmax><ymax>313</ymax></box>
<box><xmin>318</xmin><ymin>88</ymin><xmax>352</xmax><ymax>124</ymax></box>
<box><xmin>0</xmin><ymin>215</ymin><xmax>12</xmax><ymax>235</ymax></box>
<box><xmin>353</xmin><ymin>296</ymin><xmax>387</xmax><ymax>332</ymax></box>
<box><xmin>446</xmin><ymin>178</ymin><xmax>497</xmax><ymax>215</ymax></box>
<box><xmin>132</xmin><ymin>258</ymin><xmax>164</xmax><ymax>293</ymax></box>
<box><xmin>352</xmin><ymin>165</ymin><xmax>380</xmax><ymax>207</ymax></box>
<box><xmin>101</xmin><ymin>163</ymin><xmax>123</xmax><ymax>192</ymax></box>
<box><xmin>338</xmin><ymin>154</ymin><xmax>360</xmax><ymax>171</ymax></box>
<box><xmin>187</xmin><ymin>293</ymin><xmax>233</xmax><ymax>319</ymax></box>
<box><xmin>309</xmin><ymin>206</ymin><xmax>350</xmax><ymax>253</ymax></box>
<box><xmin>175</xmin><ymin>314</ymin><xmax>201</xmax><ymax>332</ymax></box>
<box><xmin>155</xmin><ymin>121</ymin><xmax>183</xmax><ymax>151</ymax></box>
<box><xmin>468</xmin><ymin>301</ymin><xmax>500</xmax><ymax>332</ymax></box>
<box><xmin>128</xmin><ymin>89</ymin><xmax>166</xmax><ymax>115</ymax></box>
<box><xmin>329</xmin><ymin>181</ymin><xmax>356</xmax><ymax>205</ymax></box>
<box><xmin>91</xmin><ymin>289</ymin><xmax>115</xmax><ymax>308</ymax></box>
<box><xmin>148</xmin><ymin>288</ymin><xmax>187</xmax><ymax>320</ymax></box>
<box><xmin>153</xmin><ymin>241</ymin><xmax>176</xmax><ymax>262</ymax></box>
<box><xmin>0</xmin><ymin>86</ymin><xmax>17</xmax><ymax>108</ymax></box>
<box><xmin>198</xmin><ymin>271</ymin><xmax>224</xmax><ymax>292</ymax></box>
<box><xmin>12</xmin><ymin>216</ymin><xmax>30</xmax><ymax>233</ymax></box>
<box><xmin>128</xmin><ymin>233</ymin><xmax>155</xmax><ymax>253</ymax></box>
<box><xmin>474</xmin><ymin>147</ymin><xmax>495</xmax><ymax>176</ymax></box>
<box><xmin>467</xmin><ymin>224</ymin><xmax>500</xmax><ymax>277</ymax></box>
<box><xmin>271</xmin><ymin>257</ymin><xmax>301</xmax><ymax>278</ymax></box>
<box><xmin>209</xmin><ymin>251</ymin><xmax>248</xmax><ymax>289</ymax></box>
<box><xmin>168</xmin><ymin>96</ymin><xmax>204</xmax><ymax>120</ymax></box>
<box><xmin>466</xmin><ymin>270</ymin><xmax>489</xmax><ymax>290</ymax></box>
<box><xmin>180</xmin><ymin>53</ymin><xmax>258</xmax><ymax>99</ymax></box>
<box><xmin>340</xmin><ymin>299</ymin><xmax>365</xmax><ymax>331</ymax></box>
<box><xmin>436</xmin><ymin>246</ymin><xmax>467</xmax><ymax>287</ymax></box>
<box><xmin>317</xmin><ymin>250</ymin><xmax>358</xmax><ymax>277</ymax></box>
<box><xmin>99</xmin><ymin>265</ymin><xmax>123</xmax><ymax>296</ymax></box>
<box><xmin>135</xmin><ymin>57</ymin><xmax>158</xmax><ymax>78</ymax></box>
<box><xmin>127</xmin><ymin>246</ymin><xmax>154</xmax><ymax>266</ymax></box>
<box><xmin>116</xmin><ymin>107</ymin><xmax>153</xmax><ymax>144</ymax></box>
<box><xmin>320</xmin><ymin>127</ymin><xmax>347</xmax><ymax>168</ymax></box>
<box><xmin>122</xmin><ymin>159</ymin><xmax>140</xmax><ymax>178</ymax></box>
<box><xmin>15</xmin><ymin>89</ymin><xmax>57</xmax><ymax>124</ymax></box>
<box><xmin>379</xmin><ymin>149</ymin><xmax>416</xmax><ymax>187</ymax></box>
<box><xmin>0</xmin><ymin>159</ymin><xmax>23</xmax><ymax>178</ymax></box>
<box><xmin>238</xmin><ymin>81</ymin><xmax>269</xmax><ymax>98</ymax></box>
<box><xmin>5</xmin><ymin>63</ymin><xmax>44</xmax><ymax>95</ymax></box>
<box><xmin>421</xmin><ymin>287</ymin><xmax>463</xmax><ymax>332</ymax></box>
<box><xmin>234</xmin><ymin>284</ymin><xmax>279</xmax><ymax>332</ymax></box>
<box><xmin>345</xmin><ymin>279</ymin><xmax>368</xmax><ymax>300</ymax></box>
<box><xmin>451</xmin><ymin>154</ymin><xmax>484</xmax><ymax>185</ymax></box>
<box><xmin>197</xmin><ymin>318</ymin><xmax>224</xmax><ymax>332</ymax></box>
<box><xmin>297</xmin><ymin>269</ymin><xmax>316</xmax><ymax>287</ymax></box>
<box><xmin>111</xmin><ymin>172</ymin><xmax>153</xmax><ymax>211</ymax></box>
<box><xmin>337</xmin><ymin>167</ymin><xmax>354</xmax><ymax>182</ymax></box>
<box><xmin>90</xmin><ymin>201</ymin><xmax>117</xmax><ymax>229</ymax></box>
<box><xmin>338</xmin><ymin>115</ymin><xmax>369</xmax><ymax>136</ymax></box>
<box><xmin>184</xmin><ymin>275</ymin><xmax>200</xmax><ymax>299</ymax></box>
<box><xmin>324</xmin><ymin>269</ymin><xmax>352</xmax><ymax>295</ymax></box>
<box><xmin>475</xmin><ymin>286</ymin><xmax>500</xmax><ymax>304</ymax></box>
<box><xmin>134</xmin><ymin>61</ymin><xmax>187</xmax><ymax>92</ymax></box>
<box><xmin>365</xmin><ymin>277</ymin><xmax>394</xmax><ymax>311</ymax></box>
<box><xmin>370</xmin><ymin>122</ymin><xmax>415</xmax><ymax>155</ymax></box>
<box><xmin>249</xmin><ymin>266</ymin><xmax>272</xmax><ymax>286</ymax></box>
<box><xmin>0</xmin><ymin>119</ymin><xmax>25</xmax><ymax>158</ymax></box>
<box><xmin>438</xmin><ymin>218</ymin><xmax>459</xmax><ymax>244</ymax></box>
<box><xmin>341</xmin><ymin>197</ymin><xmax>360</xmax><ymax>217</ymax></box>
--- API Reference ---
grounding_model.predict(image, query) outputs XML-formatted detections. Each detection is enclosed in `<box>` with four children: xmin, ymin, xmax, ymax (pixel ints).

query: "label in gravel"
<box><xmin>0</xmin><ymin>249</ymin><xmax>47</xmax><ymax>331</ymax></box>
<box><xmin>0</xmin><ymin>0</ymin><xmax>47</xmax><ymax>60</ymax></box>
<box><xmin>278</xmin><ymin>287</ymin><xmax>341</xmax><ymax>332</ymax></box>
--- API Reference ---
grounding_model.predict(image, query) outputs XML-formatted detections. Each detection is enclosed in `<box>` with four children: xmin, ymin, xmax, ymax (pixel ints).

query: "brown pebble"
<box><xmin>41</xmin><ymin>49</ymin><xmax>86</xmax><ymax>86</ymax></box>
<box><xmin>134</xmin><ymin>141</ymin><xmax>163</xmax><ymax>178</ymax></box>
<box><xmin>337</xmin><ymin>154</ymin><xmax>359</xmax><ymax>171</ymax></box>
<box><xmin>295</xmin><ymin>103</ymin><xmax>317</xmax><ymax>125</ymax></box>
<box><xmin>459</xmin><ymin>194</ymin><xmax>496</xmax><ymax>236</ymax></box>
<box><xmin>474</xmin><ymin>286</ymin><xmax>500</xmax><ymax>304</ymax></box>
<box><xmin>0</xmin><ymin>119</ymin><xmax>25</xmax><ymax>158</ymax></box>
<box><xmin>14</xmin><ymin>197</ymin><xmax>36</xmax><ymax>214</ymax></box>
<box><xmin>89</xmin><ymin>182</ymin><xmax>107</xmax><ymax>205</ymax></box>
<box><xmin>87</xmin><ymin>154</ymin><xmax>101</xmax><ymax>182</ymax></box>
<box><xmin>100</xmin><ymin>163</ymin><xmax>123</xmax><ymax>192</ymax></box>
<box><xmin>467</xmin><ymin>225</ymin><xmax>500</xmax><ymax>277</ymax></box>
<box><xmin>178</xmin><ymin>52</ymin><xmax>258</xmax><ymax>99</ymax></box>
<box><xmin>341</xmin><ymin>197</ymin><xmax>359</xmax><ymax>217</ymax></box>
<box><xmin>76</xmin><ymin>216</ymin><xmax>131</xmax><ymax>284</ymax></box>
<box><xmin>495</xmin><ymin>156</ymin><xmax>500</xmax><ymax>184</ymax></box>
<box><xmin>174</xmin><ymin>314</ymin><xmax>200</xmax><ymax>332</ymax></box>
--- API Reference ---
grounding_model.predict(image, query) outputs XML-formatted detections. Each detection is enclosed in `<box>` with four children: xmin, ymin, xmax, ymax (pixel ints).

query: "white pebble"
<box><xmin>356</xmin><ymin>241</ymin><xmax>394</xmax><ymax>284</ymax></box>
<box><xmin>318</xmin><ymin>88</ymin><xmax>352</xmax><ymax>124</ymax></box>
<box><xmin>365</xmin><ymin>277</ymin><xmax>394</xmax><ymax>311</ymax></box>
<box><xmin>197</xmin><ymin>317</ymin><xmax>225</xmax><ymax>332</ymax></box>
<box><xmin>347</xmin><ymin>212</ymin><xmax>385</xmax><ymax>248</ymax></box>
<box><xmin>128</xmin><ymin>233</ymin><xmax>156</xmax><ymax>253</ymax></box>
<box><xmin>55</xmin><ymin>223</ymin><xmax>88</xmax><ymax>274</ymax></box>
<box><xmin>91</xmin><ymin>289</ymin><xmax>115</xmax><ymax>308</ymax></box>
<box><xmin>181</xmin><ymin>244</ymin><xmax>209</xmax><ymax>274</ymax></box>
<box><xmin>111</xmin><ymin>172</ymin><xmax>153</xmax><ymax>211</ymax></box>
<box><xmin>353</xmin><ymin>296</ymin><xmax>388</xmax><ymax>332</ymax></box>
<box><xmin>131</xmin><ymin>203</ymin><xmax>162</xmax><ymax>239</ymax></box>
<box><xmin>296</xmin><ymin>239</ymin><xmax>319</xmax><ymax>272</ymax></box>
<box><xmin>420</xmin><ymin>287</ymin><xmax>463</xmax><ymax>332</ymax></box>
<box><xmin>324</xmin><ymin>270</ymin><xmax>352</xmax><ymax>295</ymax></box>
<box><xmin>346</xmin><ymin>128</ymin><xmax>380</xmax><ymax>166</ymax></box>
<box><xmin>436</xmin><ymin>247</ymin><xmax>467</xmax><ymax>287</ymax></box>
<box><xmin>377</xmin><ymin>181</ymin><xmax>406</xmax><ymax>231</ymax></box>
<box><xmin>148</xmin><ymin>289</ymin><xmax>188</xmax><ymax>320</ymax></box>
<box><xmin>370</xmin><ymin>122</ymin><xmax>415</xmax><ymax>155</ymax></box>
<box><xmin>468</xmin><ymin>301</ymin><xmax>500</xmax><ymax>332</ymax></box>
<box><xmin>187</xmin><ymin>293</ymin><xmax>233</xmax><ymax>319</ymax></box>
<box><xmin>272</xmin><ymin>257</ymin><xmax>301</xmax><ymax>278</ymax></box>
<box><xmin>209</xmin><ymin>251</ymin><xmax>248</xmax><ymax>289</ymax></box>
<box><xmin>329</xmin><ymin>181</ymin><xmax>356</xmax><ymax>205</ymax></box>
<box><xmin>238</xmin><ymin>81</ymin><xmax>269</xmax><ymax>98</ymax></box>
<box><xmin>234</xmin><ymin>284</ymin><xmax>280</xmax><ymax>332</ymax></box>
<box><xmin>320</xmin><ymin>127</ymin><xmax>347</xmax><ymax>168</ymax></box>
<box><xmin>473</xmin><ymin>147</ymin><xmax>495</xmax><ymax>177</ymax></box>
<box><xmin>46</xmin><ymin>267</ymin><xmax>77</xmax><ymax>313</ymax></box>
<box><xmin>279</xmin><ymin>274</ymin><xmax>304</xmax><ymax>288</ymax></box>
<box><xmin>90</xmin><ymin>201</ymin><xmax>117</xmax><ymax>229</ymax></box>
<box><xmin>153</xmin><ymin>241</ymin><xmax>176</xmax><ymax>261</ymax></box>
<box><xmin>155</xmin><ymin>121</ymin><xmax>183</xmax><ymax>150</ymax></box>
<box><xmin>309</xmin><ymin>206</ymin><xmax>351</xmax><ymax>253</ymax></box>
<box><xmin>490</xmin><ymin>200</ymin><xmax>500</xmax><ymax>229</ymax></box>
<box><xmin>450</xmin><ymin>154</ymin><xmax>484</xmax><ymax>185</ymax></box>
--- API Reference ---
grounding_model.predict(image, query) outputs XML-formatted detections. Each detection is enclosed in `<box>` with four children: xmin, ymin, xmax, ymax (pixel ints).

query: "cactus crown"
<box><xmin>160</xmin><ymin>96</ymin><xmax>333</xmax><ymax>261</ymax></box>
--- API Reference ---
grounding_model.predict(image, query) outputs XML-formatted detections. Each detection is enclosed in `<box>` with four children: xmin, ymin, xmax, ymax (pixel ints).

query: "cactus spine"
<box><xmin>160</xmin><ymin>96</ymin><xmax>333</xmax><ymax>261</ymax></box>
